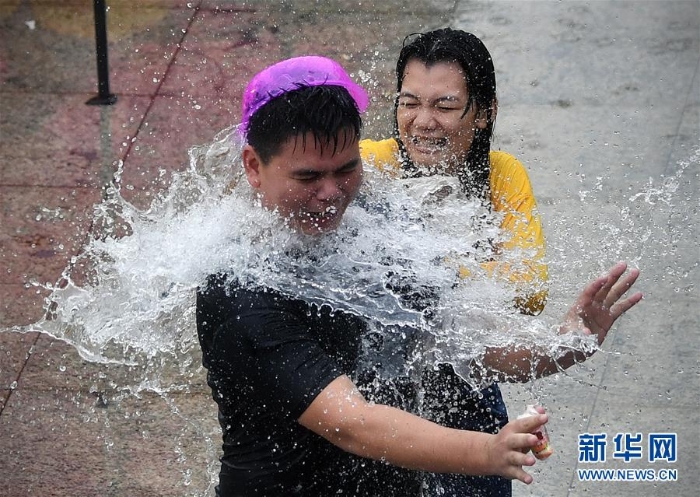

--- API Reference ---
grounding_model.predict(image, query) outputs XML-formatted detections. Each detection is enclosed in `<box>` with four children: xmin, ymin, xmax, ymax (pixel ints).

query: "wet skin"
<box><xmin>242</xmin><ymin>131</ymin><xmax>363</xmax><ymax>235</ymax></box>
<box><xmin>397</xmin><ymin>59</ymin><xmax>490</xmax><ymax>175</ymax></box>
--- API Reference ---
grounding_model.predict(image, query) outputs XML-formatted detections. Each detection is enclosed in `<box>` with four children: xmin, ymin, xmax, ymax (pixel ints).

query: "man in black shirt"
<box><xmin>198</xmin><ymin>275</ymin><xmax>419</xmax><ymax>495</ymax></box>
<box><xmin>196</xmin><ymin>56</ymin><xmax>643</xmax><ymax>496</ymax></box>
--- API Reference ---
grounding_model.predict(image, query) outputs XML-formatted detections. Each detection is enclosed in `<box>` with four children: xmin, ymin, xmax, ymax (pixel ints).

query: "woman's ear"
<box><xmin>242</xmin><ymin>145</ymin><xmax>262</xmax><ymax>188</ymax></box>
<box><xmin>476</xmin><ymin>99</ymin><xmax>498</xmax><ymax>129</ymax></box>
<box><xmin>489</xmin><ymin>99</ymin><xmax>498</xmax><ymax>123</ymax></box>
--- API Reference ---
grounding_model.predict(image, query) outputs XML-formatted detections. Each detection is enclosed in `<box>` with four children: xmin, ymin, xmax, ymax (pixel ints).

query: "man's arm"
<box><xmin>298</xmin><ymin>374</ymin><xmax>547</xmax><ymax>484</ymax></box>
<box><xmin>480</xmin><ymin>262</ymin><xmax>643</xmax><ymax>382</ymax></box>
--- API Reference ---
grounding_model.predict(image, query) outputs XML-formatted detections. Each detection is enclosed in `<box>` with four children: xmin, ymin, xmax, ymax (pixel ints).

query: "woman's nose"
<box><xmin>412</xmin><ymin>106</ymin><xmax>437</xmax><ymax>129</ymax></box>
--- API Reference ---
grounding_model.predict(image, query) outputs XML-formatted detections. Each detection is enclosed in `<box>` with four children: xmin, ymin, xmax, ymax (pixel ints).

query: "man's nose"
<box><xmin>316</xmin><ymin>178</ymin><xmax>343</xmax><ymax>201</ymax></box>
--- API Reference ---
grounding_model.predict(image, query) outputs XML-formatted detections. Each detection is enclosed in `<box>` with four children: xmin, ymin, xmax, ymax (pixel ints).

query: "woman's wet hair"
<box><xmin>394</xmin><ymin>28</ymin><xmax>497</xmax><ymax>201</ymax></box>
<box><xmin>246</xmin><ymin>85</ymin><xmax>363</xmax><ymax>164</ymax></box>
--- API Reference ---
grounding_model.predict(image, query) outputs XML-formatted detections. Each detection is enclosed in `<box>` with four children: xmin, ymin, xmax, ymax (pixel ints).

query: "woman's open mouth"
<box><xmin>408</xmin><ymin>136</ymin><xmax>448</xmax><ymax>154</ymax></box>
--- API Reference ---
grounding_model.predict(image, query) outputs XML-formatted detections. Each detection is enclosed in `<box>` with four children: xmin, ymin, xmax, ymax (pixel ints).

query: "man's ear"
<box><xmin>242</xmin><ymin>145</ymin><xmax>262</xmax><ymax>188</ymax></box>
<box><xmin>475</xmin><ymin>99</ymin><xmax>498</xmax><ymax>129</ymax></box>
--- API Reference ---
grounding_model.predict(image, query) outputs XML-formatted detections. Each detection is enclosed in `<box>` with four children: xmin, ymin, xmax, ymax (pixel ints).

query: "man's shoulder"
<box><xmin>198</xmin><ymin>274</ymin><xmax>292</xmax><ymax>308</ymax></box>
<box><xmin>197</xmin><ymin>272</ymin><xmax>238</xmax><ymax>305</ymax></box>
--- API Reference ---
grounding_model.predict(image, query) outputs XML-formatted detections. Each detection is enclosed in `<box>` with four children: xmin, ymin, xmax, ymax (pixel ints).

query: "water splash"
<box><xmin>4</xmin><ymin>126</ymin><xmax>698</xmax><ymax>495</ymax></box>
<box><xmin>8</xmin><ymin>128</ymin><xmax>699</xmax><ymax>395</ymax></box>
<box><xmin>545</xmin><ymin>147</ymin><xmax>698</xmax><ymax>316</ymax></box>
<box><xmin>5</xmin><ymin>125</ymin><xmax>596</xmax><ymax>394</ymax></box>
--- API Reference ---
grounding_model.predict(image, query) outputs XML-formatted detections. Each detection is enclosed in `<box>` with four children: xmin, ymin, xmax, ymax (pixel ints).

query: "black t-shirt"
<box><xmin>196</xmin><ymin>274</ymin><xmax>421</xmax><ymax>496</ymax></box>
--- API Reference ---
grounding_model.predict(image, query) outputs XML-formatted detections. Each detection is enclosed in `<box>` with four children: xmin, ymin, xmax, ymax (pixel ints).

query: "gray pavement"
<box><xmin>1</xmin><ymin>1</ymin><xmax>698</xmax><ymax>496</ymax></box>
<box><xmin>457</xmin><ymin>2</ymin><xmax>700</xmax><ymax>496</ymax></box>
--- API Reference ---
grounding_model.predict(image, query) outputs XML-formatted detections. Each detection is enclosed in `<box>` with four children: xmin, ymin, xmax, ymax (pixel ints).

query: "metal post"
<box><xmin>86</xmin><ymin>0</ymin><xmax>117</xmax><ymax>105</ymax></box>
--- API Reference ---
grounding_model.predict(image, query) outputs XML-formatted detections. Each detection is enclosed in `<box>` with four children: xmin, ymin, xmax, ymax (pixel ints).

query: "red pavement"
<box><xmin>0</xmin><ymin>1</ymin><xmax>449</xmax><ymax>494</ymax></box>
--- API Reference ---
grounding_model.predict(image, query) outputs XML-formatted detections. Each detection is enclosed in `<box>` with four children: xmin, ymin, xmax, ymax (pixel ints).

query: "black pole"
<box><xmin>87</xmin><ymin>0</ymin><xmax>117</xmax><ymax>105</ymax></box>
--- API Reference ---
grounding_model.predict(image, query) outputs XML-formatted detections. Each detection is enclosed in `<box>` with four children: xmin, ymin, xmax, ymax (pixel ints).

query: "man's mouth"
<box><xmin>300</xmin><ymin>206</ymin><xmax>340</xmax><ymax>225</ymax></box>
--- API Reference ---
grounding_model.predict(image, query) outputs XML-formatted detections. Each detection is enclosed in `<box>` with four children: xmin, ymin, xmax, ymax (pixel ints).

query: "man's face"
<box><xmin>396</xmin><ymin>59</ymin><xmax>487</xmax><ymax>175</ymax></box>
<box><xmin>243</xmin><ymin>131</ymin><xmax>363</xmax><ymax>235</ymax></box>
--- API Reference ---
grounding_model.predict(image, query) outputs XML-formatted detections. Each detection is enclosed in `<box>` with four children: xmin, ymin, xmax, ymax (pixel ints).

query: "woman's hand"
<box><xmin>561</xmin><ymin>262</ymin><xmax>643</xmax><ymax>345</ymax></box>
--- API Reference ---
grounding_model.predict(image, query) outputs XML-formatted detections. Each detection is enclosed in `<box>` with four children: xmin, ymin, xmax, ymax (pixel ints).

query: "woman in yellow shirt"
<box><xmin>361</xmin><ymin>28</ymin><xmax>547</xmax><ymax>497</ymax></box>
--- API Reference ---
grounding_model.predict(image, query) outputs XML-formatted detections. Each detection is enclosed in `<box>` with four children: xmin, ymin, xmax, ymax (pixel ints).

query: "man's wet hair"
<box><xmin>246</xmin><ymin>85</ymin><xmax>363</xmax><ymax>164</ymax></box>
<box><xmin>394</xmin><ymin>28</ymin><xmax>497</xmax><ymax>201</ymax></box>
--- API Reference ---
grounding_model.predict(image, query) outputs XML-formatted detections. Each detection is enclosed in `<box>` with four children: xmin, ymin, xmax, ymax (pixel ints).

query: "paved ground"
<box><xmin>1</xmin><ymin>1</ymin><xmax>698</xmax><ymax>496</ymax></box>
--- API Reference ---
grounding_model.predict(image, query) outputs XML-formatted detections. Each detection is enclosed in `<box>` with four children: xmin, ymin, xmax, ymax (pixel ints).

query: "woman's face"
<box><xmin>396</xmin><ymin>59</ymin><xmax>488</xmax><ymax>175</ymax></box>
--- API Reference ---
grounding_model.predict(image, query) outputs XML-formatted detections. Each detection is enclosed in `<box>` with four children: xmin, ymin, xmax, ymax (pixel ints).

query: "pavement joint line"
<box><xmin>0</xmin><ymin>331</ymin><xmax>41</xmax><ymax>418</ymax></box>
<box><xmin>119</xmin><ymin>4</ymin><xmax>202</xmax><ymax>169</ymax></box>
<box><xmin>662</xmin><ymin>52</ymin><xmax>700</xmax><ymax>178</ymax></box>
<box><xmin>199</xmin><ymin>7</ymin><xmax>256</xmax><ymax>14</ymax></box>
<box><xmin>563</xmin><ymin>327</ymin><xmax>627</xmax><ymax>495</ymax></box>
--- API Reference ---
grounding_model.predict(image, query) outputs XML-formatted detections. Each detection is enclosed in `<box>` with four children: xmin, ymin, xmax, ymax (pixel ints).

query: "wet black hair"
<box><xmin>246</xmin><ymin>85</ymin><xmax>363</xmax><ymax>164</ymax></box>
<box><xmin>394</xmin><ymin>28</ymin><xmax>497</xmax><ymax>201</ymax></box>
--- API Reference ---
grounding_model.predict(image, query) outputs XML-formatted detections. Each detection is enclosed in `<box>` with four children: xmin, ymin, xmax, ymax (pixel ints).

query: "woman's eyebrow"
<box><xmin>398</xmin><ymin>90</ymin><xmax>419</xmax><ymax>99</ymax></box>
<box><xmin>398</xmin><ymin>91</ymin><xmax>464</xmax><ymax>104</ymax></box>
<box><xmin>435</xmin><ymin>95</ymin><xmax>462</xmax><ymax>103</ymax></box>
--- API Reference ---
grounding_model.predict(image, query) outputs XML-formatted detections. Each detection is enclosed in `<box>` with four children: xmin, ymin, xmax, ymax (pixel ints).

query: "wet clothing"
<box><xmin>421</xmin><ymin>367</ymin><xmax>511</xmax><ymax>497</ymax></box>
<box><xmin>196</xmin><ymin>274</ymin><xmax>422</xmax><ymax>496</ymax></box>
<box><xmin>361</xmin><ymin>138</ymin><xmax>548</xmax><ymax>314</ymax></box>
<box><xmin>361</xmin><ymin>138</ymin><xmax>549</xmax><ymax>497</ymax></box>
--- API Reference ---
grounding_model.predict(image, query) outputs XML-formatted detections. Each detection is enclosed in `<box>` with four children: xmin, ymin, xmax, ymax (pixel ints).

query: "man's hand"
<box><xmin>486</xmin><ymin>411</ymin><xmax>548</xmax><ymax>484</ymax></box>
<box><xmin>300</xmin><ymin>375</ymin><xmax>548</xmax><ymax>481</ymax></box>
<box><xmin>561</xmin><ymin>262</ymin><xmax>643</xmax><ymax>345</ymax></box>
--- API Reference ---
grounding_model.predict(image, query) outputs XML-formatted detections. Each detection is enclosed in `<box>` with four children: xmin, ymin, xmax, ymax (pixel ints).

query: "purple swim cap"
<box><xmin>240</xmin><ymin>55</ymin><xmax>369</xmax><ymax>137</ymax></box>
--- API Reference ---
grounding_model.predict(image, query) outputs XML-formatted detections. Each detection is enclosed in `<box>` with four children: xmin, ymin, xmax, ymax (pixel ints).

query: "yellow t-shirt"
<box><xmin>360</xmin><ymin>138</ymin><xmax>548</xmax><ymax>314</ymax></box>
